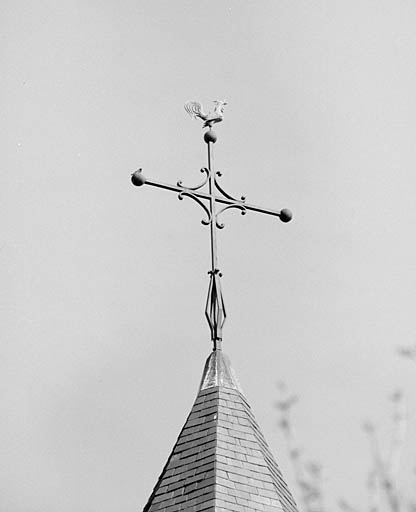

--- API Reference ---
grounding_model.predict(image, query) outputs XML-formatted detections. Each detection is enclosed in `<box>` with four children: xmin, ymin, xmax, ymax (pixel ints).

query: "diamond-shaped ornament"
<box><xmin>205</xmin><ymin>270</ymin><xmax>226</xmax><ymax>348</ymax></box>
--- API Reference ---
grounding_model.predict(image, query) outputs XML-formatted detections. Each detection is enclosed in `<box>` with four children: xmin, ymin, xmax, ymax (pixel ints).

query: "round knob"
<box><xmin>204</xmin><ymin>130</ymin><xmax>217</xmax><ymax>144</ymax></box>
<box><xmin>131</xmin><ymin>169</ymin><xmax>146</xmax><ymax>187</ymax></box>
<box><xmin>279</xmin><ymin>209</ymin><xmax>292</xmax><ymax>223</ymax></box>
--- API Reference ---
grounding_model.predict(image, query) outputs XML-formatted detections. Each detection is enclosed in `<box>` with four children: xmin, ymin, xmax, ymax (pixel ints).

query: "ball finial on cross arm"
<box><xmin>279</xmin><ymin>208</ymin><xmax>293</xmax><ymax>223</ymax></box>
<box><xmin>131</xmin><ymin>169</ymin><xmax>146</xmax><ymax>187</ymax></box>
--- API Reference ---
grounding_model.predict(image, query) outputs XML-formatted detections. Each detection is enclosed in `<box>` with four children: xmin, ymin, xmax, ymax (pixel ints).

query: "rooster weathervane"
<box><xmin>184</xmin><ymin>100</ymin><xmax>228</xmax><ymax>128</ymax></box>
<box><xmin>131</xmin><ymin>100</ymin><xmax>292</xmax><ymax>351</ymax></box>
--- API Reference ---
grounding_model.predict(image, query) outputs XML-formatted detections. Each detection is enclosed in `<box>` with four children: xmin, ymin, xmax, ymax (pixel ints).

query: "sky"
<box><xmin>2</xmin><ymin>1</ymin><xmax>416</xmax><ymax>510</ymax></box>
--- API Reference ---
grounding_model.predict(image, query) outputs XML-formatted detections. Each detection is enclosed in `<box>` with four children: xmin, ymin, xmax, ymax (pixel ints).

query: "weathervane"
<box><xmin>184</xmin><ymin>100</ymin><xmax>228</xmax><ymax>128</ymax></box>
<box><xmin>131</xmin><ymin>100</ymin><xmax>292</xmax><ymax>351</ymax></box>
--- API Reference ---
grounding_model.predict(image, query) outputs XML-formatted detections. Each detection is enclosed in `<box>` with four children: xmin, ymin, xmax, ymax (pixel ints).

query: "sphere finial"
<box><xmin>131</xmin><ymin>169</ymin><xmax>146</xmax><ymax>187</ymax></box>
<box><xmin>279</xmin><ymin>209</ymin><xmax>292</xmax><ymax>223</ymax></box>
<box><xmin>204</xmin><ymin>129</ymin><xmax>217</xmax><ymax>144</ymax></box>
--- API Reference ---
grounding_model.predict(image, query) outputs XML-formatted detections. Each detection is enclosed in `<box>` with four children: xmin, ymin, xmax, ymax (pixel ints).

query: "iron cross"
<box><xmin>131</xmin><ymin>101</ymin><xmax>292</xmax><ymax>351</ymax></box>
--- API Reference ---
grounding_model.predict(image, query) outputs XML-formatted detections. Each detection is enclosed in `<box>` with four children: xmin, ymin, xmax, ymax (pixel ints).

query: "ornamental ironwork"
<box><xmin>131</xmin><ymin>100</ymin><xmax>292</xmax><ymax>350</ymax></box>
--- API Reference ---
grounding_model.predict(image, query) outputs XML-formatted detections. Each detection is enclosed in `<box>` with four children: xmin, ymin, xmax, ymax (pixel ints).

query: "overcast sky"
<box><xmin>3</xmin><ymin>1</ymin><xmax>416</xmax><ymax>510</ymax></box>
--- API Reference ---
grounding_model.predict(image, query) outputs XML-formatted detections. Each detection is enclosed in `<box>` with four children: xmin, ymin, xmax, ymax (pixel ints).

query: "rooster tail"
<box><xmin>184</xmin><ymin>101</ymin><xmax>206</xmax><ymax>120</ymax></box>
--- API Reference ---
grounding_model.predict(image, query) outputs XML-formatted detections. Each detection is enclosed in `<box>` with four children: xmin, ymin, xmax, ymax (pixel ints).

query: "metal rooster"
<box><xmin>184</xmin><ymin>100</ymin><xmax>228</xmax><ymax>128</ymax></box>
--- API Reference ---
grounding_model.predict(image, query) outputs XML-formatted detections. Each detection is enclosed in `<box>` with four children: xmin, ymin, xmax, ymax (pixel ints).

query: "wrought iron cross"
<box><xmin>131</xmin><ymin>101</ymin><xmax>292</xmax><ymax>351</ymax></box>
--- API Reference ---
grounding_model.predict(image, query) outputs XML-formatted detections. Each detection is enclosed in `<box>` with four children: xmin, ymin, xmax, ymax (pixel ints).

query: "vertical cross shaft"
<box><xmin>208</xmin><ymin>140</ymin><xmax>217</xmax><ymax>273</ymax></box>
<box><xmin>205</xmin><ymin>133</ymin><xmax>226</xmax><ymax>350</ymax></box>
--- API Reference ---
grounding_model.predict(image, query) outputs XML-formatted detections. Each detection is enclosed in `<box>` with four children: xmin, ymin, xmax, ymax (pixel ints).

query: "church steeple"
<box><xmin>143</xmin><ymin>350</ymin><xmax>299</xmax><ymax>512</ymax></box>
<box><xmin>132</xmin><ymin>102</ymin><xmax>298</xmax><ymax>511</ymax></box>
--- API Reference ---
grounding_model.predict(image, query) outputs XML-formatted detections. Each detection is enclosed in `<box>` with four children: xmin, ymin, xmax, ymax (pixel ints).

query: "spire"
<box><xmin>143</xmin><ymin>351</ymin><xmax>299</xmax><ymax>512</ymax></box>
<box><xmin>134</xmin><ymin>103</ymin><xmax>297</xmax><ymax>510</ymax></box>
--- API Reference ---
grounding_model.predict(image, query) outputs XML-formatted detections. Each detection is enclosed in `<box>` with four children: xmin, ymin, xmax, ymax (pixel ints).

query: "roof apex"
<box><xmin>198</xmin><ymin>349</ymin><xmax>243</xmax><ymax>393</ymax></box>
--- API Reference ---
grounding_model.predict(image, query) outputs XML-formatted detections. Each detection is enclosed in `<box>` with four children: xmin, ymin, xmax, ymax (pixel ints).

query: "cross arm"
<box><xmin>131</xmin><ymin>169</ymin><xmax>292</xmax><ymax>223</ymax></box>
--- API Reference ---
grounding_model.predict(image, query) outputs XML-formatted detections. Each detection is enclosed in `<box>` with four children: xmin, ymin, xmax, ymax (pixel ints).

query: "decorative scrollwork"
<box><xmin>178</xmin><ymin>191</ymin><xmax>212</xmax><ymax>225</ymax></box>
<box><xmin>177</xmin><ymin>168</ymin><xmax>210</xmax><ymax>191</ymax></box>
<box><xmin>215</xmin><ymin>204</ymin><xmax>247</xmax><ymax>229</ymax></box>
<box><xmin>215</xmin><ymin>171</ymin><xmax>246</xmax><ymax>202</ymax></box>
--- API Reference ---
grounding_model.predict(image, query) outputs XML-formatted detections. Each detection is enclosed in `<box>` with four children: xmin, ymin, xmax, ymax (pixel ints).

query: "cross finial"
<box><xmin>131</xmin><ymin>102</ymin><xmax>292</xmax><ymax>351</ymax></box>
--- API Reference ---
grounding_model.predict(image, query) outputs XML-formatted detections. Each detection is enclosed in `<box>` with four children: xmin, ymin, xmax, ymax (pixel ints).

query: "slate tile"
<box><xmin>250</xmin><ymin>494</ymin><xmax>272</xmax><ymax>505</ymax></box>
<box><xmin>216</xmin><ymin>499</ymin><xmax>246</xmax><ymax>512</ymax></box>
<box><xmin>194</xmin><ymin>499</ymin><xmax>215</xmax><ymax>511</ymax></box>
<box><xmin>233</xmin><ymin>483</ymin><xmax>258</xmax><ymax>495</ymax></box>
<box><xmin>163</xmin><ymin>503</ymin><xmax>182</xmax><ymax>512</ymax></box>
<box><xmin>216</xmin><ymin>476</ymin><xmax>235</xmax><ymax>489</ymax></box>
<box><xmin>239</xmin><ymin>438</ymin><xmax>258</xmax><ymax>449</ymax></box>
<box><xmin>150</xmin><ymin>492</ymin><xmax>171</xmax><ymax>504</ymax></box>
<box><xmin>226</xmin><ymin>457</ymin><xmax>244</xmax><ymax>468</ymax></box>
<box><xmin>227</xmin><ymin>488</ymin><xmax>251</xmax><ymax>500</ymax></box>
<box><xmin>227</xmin><ymin>473</ymin><xmax>250</xmax><ymax>485</ymax></box>
<box><xmin>263</xmin><ymin>505</ymin><xmax>285</xmax><ymax>512</ymax></box>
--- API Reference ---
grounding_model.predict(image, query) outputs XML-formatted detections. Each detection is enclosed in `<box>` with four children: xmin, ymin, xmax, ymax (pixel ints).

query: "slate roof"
<box><xmin>143</xmin><ymin>350</ymin><xmax>299</xmax><ymax>512</ymax></box>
